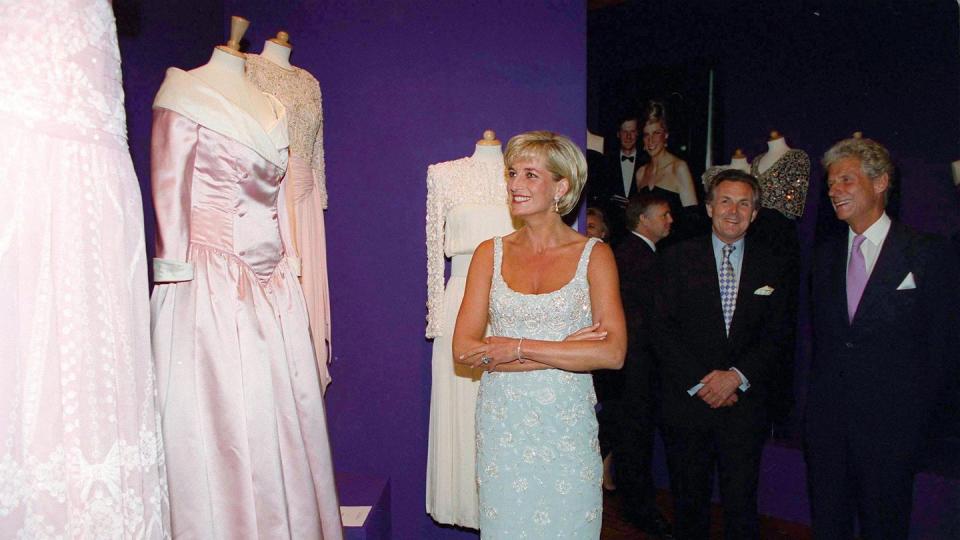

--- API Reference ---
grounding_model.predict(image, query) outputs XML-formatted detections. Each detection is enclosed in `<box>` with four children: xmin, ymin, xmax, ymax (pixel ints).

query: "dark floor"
<box><xmin>601</xmin><ymin>488</ymin><xmax>812</xmax><ymax>539</ymax></box>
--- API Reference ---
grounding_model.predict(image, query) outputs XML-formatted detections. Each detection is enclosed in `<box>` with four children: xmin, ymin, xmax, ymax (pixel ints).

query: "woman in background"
<box><xmin>635</xmin><ymin>100</ymin><xmax>698</xmax><ymax>242</ymax></box>
<box><xmin>453</xmin><ymin>131</ymin><xmax>626</xmax><ymax>538</ymax></box>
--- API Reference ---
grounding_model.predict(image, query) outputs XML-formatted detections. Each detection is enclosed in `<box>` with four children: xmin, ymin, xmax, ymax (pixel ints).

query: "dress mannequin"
<box><xmin>730</xmin><ymin>148</ymin><xmax>750</xmax><ymax>172</ymax></box>
<box><xmin>755</xmin><ymin>131</ymin><xmax>790</xmax><ymax>174</ymax></box>
<box><xmin>425</xmin><ymin>131</ymin><xmax>516</xmax><ymax>528</ymax></box>
<box><xmin>246</xmin><ymin>31</ymin><xmax>334</xmax><ymax>393</ymax></box>
<box><xmin>151</xmin><ymin>17</ymin><xmax>342</xmax><ymax>538</ymax></box>
<box><xmin>189</xmin><ymin>18</ymin><xmax>274</xmax><ymax>129</ymax></box>
<box><xmin>750</xmin><ymin>131</ymin><xmax>810</xmax><ymax>219</ymax></box>
<box><xmin>261</xmin><ymin>32</ymin><xmax>294</xmax><ymax>70</ymax></box>
<box><xmin>701</xmin><ymin>149</ymin><xmax>751</xmax><ymax>189</ymax></box>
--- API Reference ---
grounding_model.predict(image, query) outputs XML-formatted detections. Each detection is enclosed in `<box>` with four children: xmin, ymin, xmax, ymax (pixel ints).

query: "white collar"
<box><xmin>153</xmin><ymin>68</ymin><xmax>289</xmax><ymax>169</ymax></box>
<box><xmin>849</xmin><ymin>212</ymin><xmax>891</xmax><ymax>247</ymax></box>
<box><xmin>631</xmin><ymin>230</ymin><xmax>656</xmax><ymax>252</ymax></box>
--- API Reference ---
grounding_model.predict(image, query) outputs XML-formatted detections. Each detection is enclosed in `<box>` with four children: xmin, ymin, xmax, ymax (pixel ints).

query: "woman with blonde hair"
<box><xmin>453</xmin><ymin>131</ymin><xmax>626</xmax><ymax>538</ymax></box>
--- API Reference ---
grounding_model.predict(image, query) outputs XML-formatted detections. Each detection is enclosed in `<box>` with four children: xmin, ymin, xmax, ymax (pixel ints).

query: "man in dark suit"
<box><xmin>588</xmin><ymin>115</ymin><xmax>643</xmax><ymax>243</ymax></box>
<box><xmin>805</xmin><ymin>138</ymin><xmax>960</xmax><ymax>539</ymax></box>
<box><xmin>653</xmin><ymin>170</ymin><xmax>797</xmax><ymax>539</ymax></box>
<box><xmin>610</xmin><ymin>192</ymin><xmax>674</xmax><ymax>537</ymax></box>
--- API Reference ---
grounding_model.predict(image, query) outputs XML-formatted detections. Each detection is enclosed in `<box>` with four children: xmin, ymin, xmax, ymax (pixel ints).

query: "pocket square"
<box><xmin>896</xmin><ymin>272</ymin><xmax>916</xmax><ymax>290</ymax></box>
<box><xmin>753</xmin><ymin>285</ymin><xmax>775</xmax><ymax>296</ymax></box>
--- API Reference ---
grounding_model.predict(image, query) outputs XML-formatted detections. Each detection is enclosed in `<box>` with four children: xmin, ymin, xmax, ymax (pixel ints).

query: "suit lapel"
<box><xmin>728</xmin><ymin>240</ymin><xmax>760</xmax><ymax>342</ymax></box>
<box><xmin>851</xmin><ymin>223</ymin><xmax>910</xmax><ymax>327</ymax></box>
<box><xmin>697</xmin><ymin>236</ymin><xmax>729</xmax><ymax>342</ymax></box>
<box><xmin>830</xmin><ymin>235</ymin><xmax>851</xmax><ymax>327</ymax></box>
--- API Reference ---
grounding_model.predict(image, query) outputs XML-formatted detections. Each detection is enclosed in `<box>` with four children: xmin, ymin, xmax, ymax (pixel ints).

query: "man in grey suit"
<box><xmin>805</xmin><ymin>138</ymin><xmax>960</xmax><ymax>539</ymax></box>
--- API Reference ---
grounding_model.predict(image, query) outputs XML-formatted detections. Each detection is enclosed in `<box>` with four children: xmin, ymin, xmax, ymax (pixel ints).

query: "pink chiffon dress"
<box><xmin>0</xmin><ymin>0</ymin><xmax>168</xmax><ymax>537</ymax></box>
<box><xmin>149</xmin><ymin>68</ymin><xmax>342</xmax><ymax>539</ymax></box>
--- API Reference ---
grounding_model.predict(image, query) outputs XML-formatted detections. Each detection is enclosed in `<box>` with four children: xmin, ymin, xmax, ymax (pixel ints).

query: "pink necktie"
<box><xmin>846</xmin><ymin>235</ymin><xmax>868</xmax><ymax>322</ymax></box>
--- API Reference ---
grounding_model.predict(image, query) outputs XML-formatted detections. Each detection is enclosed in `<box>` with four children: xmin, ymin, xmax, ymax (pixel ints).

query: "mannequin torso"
<box><xmin>730</xmin><ymin>156</ymin><xmax>750</xmax><ymax>172</ymax></box>
<box><xmin>190</xmin><ymin>48</ymin><xmax>275</xmax><ymax>129</ymax></box>
<box><xmin>261</xmin><ymin>40</ymin><xmax>294</xmax><ymax>70</ymax></box>
<box><xmin>756</xmin><ymin>135</ymin><xmax>790</xmax><ymax>174</ymax></box>
<box><xmin>472</xmin><ymin>142</ymin><xmax>503</xmax><ymax>162</ymax></box>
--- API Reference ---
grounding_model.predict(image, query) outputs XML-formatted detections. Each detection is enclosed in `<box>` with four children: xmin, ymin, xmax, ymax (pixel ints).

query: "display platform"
<box><xmin>338</xmin><ymin>473</ymin><xmax>390</xmax><ymax>540</ymax></box>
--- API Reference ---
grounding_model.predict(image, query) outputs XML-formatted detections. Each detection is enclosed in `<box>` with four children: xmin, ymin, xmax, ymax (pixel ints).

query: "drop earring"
<box><xmin>553</xmin><ymin>195</ymin><xmax>560</xmax><ymax>213</ymax></box>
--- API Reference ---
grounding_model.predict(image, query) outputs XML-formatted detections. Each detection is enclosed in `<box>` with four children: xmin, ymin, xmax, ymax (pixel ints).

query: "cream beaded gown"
<box><xmin>0</xmin><ymin>1</ymin><xmax>168</xmax><ymax>537</ymax></box>
<box><xmin>425</xmin><ymin>154</ymin><xmax>515</xmax><ymax>528</ymax></box>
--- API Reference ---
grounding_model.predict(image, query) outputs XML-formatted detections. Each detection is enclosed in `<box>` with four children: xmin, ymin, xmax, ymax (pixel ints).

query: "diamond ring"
<box><xmin>481</xmin><ymin>356</ymin><xmax>491</xmax><ymax>365</ymax></box>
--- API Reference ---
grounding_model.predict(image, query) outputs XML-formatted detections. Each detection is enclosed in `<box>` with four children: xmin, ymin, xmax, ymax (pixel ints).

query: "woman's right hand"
<box><xmin>564</xmin><ymin>323</ymin><xmax>608</xmax><ymax>342</ymax></box>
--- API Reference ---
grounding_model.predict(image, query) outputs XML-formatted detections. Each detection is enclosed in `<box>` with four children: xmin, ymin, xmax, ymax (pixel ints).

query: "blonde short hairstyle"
<box><xmin>504</xmin><ymin>131</ymin><xmax>587</xmax><ymax>216</ymax></box>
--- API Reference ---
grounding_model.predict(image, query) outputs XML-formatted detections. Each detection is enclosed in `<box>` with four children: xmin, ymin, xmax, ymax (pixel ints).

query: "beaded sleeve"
<box><xmin>311</xmin><ymin>78</ymin><xmax>328</xmax><ymax>208</ymax></box>
<box><xmin>425</xmin><ymin>163</ymin><xmax>447</xmax><ymax>338</ymax></box>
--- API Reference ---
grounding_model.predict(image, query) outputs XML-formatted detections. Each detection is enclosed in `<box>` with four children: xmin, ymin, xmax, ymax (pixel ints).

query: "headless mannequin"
<box><xmin>729</xmin><ymin>149</ymin><xmax>750</xmax><ymax>172</ymax></box>
<box><xmin>189</xmin><ymin>18</ymin><xmax>275</xmax><ymax>129</ymax></box>
<box><xmin>473</xmin><ymin>129</ymin><xmax>503</xmax><ymax>162</ymax></box>
<box><xmin>756</xmin><ymin>131</ymin><xmax>790</xmax><ymax>173</ymax></box>
<box><xmin>260</xmin><ymin>32</ymin><xmax>294</xmax><ymax>70</ymax></box>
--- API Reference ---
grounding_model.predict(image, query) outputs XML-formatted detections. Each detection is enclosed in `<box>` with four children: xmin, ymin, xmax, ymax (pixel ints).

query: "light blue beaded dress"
<box><xmin>476</xmin><ymin>236</ymin><xmax>603</xmax><ymax>539</ymax></box>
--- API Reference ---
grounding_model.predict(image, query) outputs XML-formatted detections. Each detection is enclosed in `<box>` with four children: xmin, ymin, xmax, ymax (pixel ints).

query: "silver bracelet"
<box><xmin>517</xmin><ymin>336</ymin><xmax>524</xmax><ymax>362</ymax></box>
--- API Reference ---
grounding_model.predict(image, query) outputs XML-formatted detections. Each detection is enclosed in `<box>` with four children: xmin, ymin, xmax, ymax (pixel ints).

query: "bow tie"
<box><xmin>621</xmin><ymin>155</ymin><xmax>635</xmax><ymax>162</ymax></box>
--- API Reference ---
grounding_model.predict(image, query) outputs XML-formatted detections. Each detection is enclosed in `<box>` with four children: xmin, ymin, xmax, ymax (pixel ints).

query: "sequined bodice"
<box><xmin>751</xmin><ymin>149</ymin><xmax>810</xmax><ymax>218</ymax></box>
<box><xmin>489</xmin><ymin>236</ymin><xmax>597</xmax><ymax>341</ymax></box>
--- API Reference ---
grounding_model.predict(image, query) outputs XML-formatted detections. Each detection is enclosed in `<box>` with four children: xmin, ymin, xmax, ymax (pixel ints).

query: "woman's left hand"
<box><xmin>461</xmin><ymin>336</ymin><xmax>520</xmax><ymax>371</ymax></box>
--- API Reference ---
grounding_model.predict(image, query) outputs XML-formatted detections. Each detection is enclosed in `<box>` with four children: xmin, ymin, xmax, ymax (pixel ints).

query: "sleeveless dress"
<box><xmin>476</xmin><ymin>237</ymin><xmax>603</xmax><ymax>539</ymax></box>
<box><xmin>0</xmin><ymin>1</ymin><xmax>168</xmax><ymax>537</ymax></box>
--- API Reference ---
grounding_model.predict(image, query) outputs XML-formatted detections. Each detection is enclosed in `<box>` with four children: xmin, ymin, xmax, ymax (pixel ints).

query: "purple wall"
<box><xmin>122</xmin><ymin>2</ymin><xmax>586</xmax><ymax>538</ymax></box>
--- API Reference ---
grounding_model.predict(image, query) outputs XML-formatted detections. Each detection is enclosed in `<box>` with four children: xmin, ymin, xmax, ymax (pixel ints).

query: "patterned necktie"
<box><xmin>846</xmin><ymin>234</ymin><xmax>868</xmax><ymax>322</ymax></box>
<box><xmin>719</xmin><ymin>244</ymin><xmax>737</xmax><ymax>335</ymax></box>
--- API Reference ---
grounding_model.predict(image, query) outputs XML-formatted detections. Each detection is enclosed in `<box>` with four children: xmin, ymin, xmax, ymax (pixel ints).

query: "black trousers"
<box><xmin>806</xmin><ymin>431</ymin><xmax>916</xmax><ymax>540</ymax></box>
<box><xmin>662</xmin><ymin>416</ymin><xmax>768</xmax><ymax>540</ymax></box>
<box><xmin>616</xmin><ymin>396</ymin><xmax>659</xmax><ymax>520</ymax></box>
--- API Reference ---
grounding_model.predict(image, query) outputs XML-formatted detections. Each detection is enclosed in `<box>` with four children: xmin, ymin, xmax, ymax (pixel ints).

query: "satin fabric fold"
<box><xmin>150</xmin><ymin>91</ymin><xmax>341</xmax><ymax>539</ymax></box>
<box><xmin>284</xmin><ymin>155</ymin><xmax>332</xmax><ymax>391</ymax></box>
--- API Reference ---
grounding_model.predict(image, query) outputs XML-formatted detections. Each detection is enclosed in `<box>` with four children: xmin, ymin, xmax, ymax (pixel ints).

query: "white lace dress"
<box><xmin>0</xmin><ymin>1</ymin><xmax>168</xmax><ymax>537</ymax></box>
<box><xmin>425</xmin><ymin>155</ymin><xmax>515</xmax><ymax>528</ymax></box>
<box><xmin>245</xmin><ymin>54</ymin><xmax>333</xmax><ymax>391</ymax></box>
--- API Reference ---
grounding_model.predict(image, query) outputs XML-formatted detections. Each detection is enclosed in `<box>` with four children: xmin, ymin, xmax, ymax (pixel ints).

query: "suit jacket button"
<box><xmin>844</xmin><ymin>342</ymin><xmax>854</xmax><ymax>349</ymax></box>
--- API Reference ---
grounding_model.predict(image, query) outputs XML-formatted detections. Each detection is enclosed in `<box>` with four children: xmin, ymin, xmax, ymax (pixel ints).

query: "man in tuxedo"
<box><xmin>805</xmin><ymin>138</ymin><xmax>960</xmax><ymax>539</ymax></box>
<box><xmin>610</xmin><ymin>192</ymin><xmax>674</xmax><ymax>536</ymax></box>
<box><xmin>653</xmin><ymin>170</ymin><xmax>797</xmax><ymax>539</ymax></box>
<box><xmin>588</xmin><ymin>115</ymin><xmax>643</xmax><ymax>243</ymax></box>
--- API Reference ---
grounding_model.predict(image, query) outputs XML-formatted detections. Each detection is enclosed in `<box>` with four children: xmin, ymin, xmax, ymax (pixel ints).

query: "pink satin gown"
<box><xmin>150</xmin><ymin>69</ymin><xmax>342</xmax><ymax>539</ymax></box>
